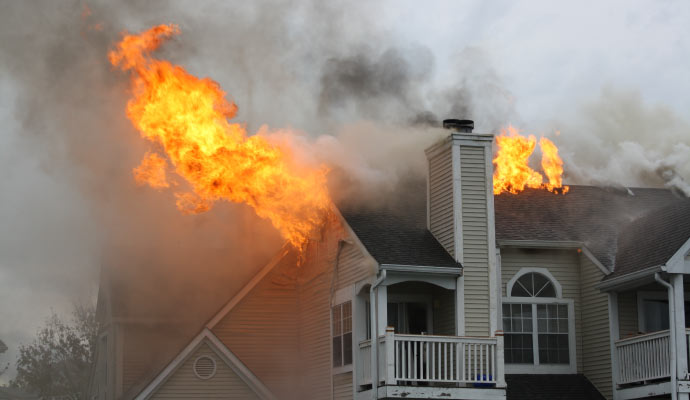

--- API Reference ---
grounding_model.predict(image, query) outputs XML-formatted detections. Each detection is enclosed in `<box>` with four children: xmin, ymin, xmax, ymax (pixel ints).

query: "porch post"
<box><xmin>608</xmin><ymin>292</ymin><xmax>620</xmax><ymax>400</ymax></box>
<box><xmin>385</xmin><ymin>327</ymin><xmax>396</xmax><ymax>385</ymax></box>
<box><xmin>495</xmin><ymin>330</ymin><xmax>506</xmax><ymax>388</ymax></box>
<box><xmin>672</xmin><ymin>274</ymin><xmax>688</xmax><ymax>395</ymax></box>
<box><xmin>456</xmin><ymin>275</ymin><xmax>465</xmax><ymax>335</ymax></box>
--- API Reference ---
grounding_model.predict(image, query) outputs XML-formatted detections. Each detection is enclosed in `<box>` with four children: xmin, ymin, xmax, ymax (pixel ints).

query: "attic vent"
<box><xmin>193</xmin><ymin>356</ymin><xmax>217</xmax><ymax>380</ymax></box>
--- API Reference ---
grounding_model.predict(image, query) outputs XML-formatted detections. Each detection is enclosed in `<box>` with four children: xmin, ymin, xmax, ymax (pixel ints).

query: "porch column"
<box><xmin>456</xmin><ymin>275</ymin><xmax>465</xmax><ymax>335</ymax></box>
<box><xmin>672</xmin><ymin>274</ymin><xmax>688</xmax><ymax>394</ymax></box>
<box><xmin>608</xmin><ymin>292</ymin><xmax>620</xmax><ymax>400</ymax></box>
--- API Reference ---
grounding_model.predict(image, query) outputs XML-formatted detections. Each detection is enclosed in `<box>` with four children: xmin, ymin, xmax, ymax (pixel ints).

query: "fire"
<box><xmin>109</xmin><ymin>24</ymin><xmax>331</xmax><ymax>251</ymax></box>
<box><xmin>493</xmin><ymin>125</ymin><xmax>569</xmax><ymax>195</ymax></box>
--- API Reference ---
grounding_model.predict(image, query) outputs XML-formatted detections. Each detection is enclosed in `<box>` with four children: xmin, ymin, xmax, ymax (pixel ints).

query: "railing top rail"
<box><xmin>393</xmin><ymin>333</ymin><xmax>498</xmax><ymax>342</ymax></box>
<box><xmin>614</xmin><ymin>329</ymin><xmax>670</xmax><ymax>345</ymax></box>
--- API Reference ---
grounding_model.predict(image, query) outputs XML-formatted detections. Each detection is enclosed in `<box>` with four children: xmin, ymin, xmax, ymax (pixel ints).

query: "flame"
<box><xmin>133</xmin><ymin>152</ymin><xmax>170</xmax><ymax>189</ymax></box>
<box><xmin>109</xmin><ymin>24</ymin><xmax>331</xmax><ymax>251</ymax></box>
<box><xmin>493</xmin><ymin>125</ymin><xmax>569</xmax><ymax>195</ymax></box>
<box><xmin>539</xmin><ymin>137</ymin><xmax>569</xmax><ymax>194</ymax></box>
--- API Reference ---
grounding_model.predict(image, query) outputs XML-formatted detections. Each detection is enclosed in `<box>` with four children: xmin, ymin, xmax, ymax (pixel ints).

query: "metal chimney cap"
<box><xmin>442</xmin><ymin>119</ymin><xmax>474</xmax><ymax>133</ymax></box>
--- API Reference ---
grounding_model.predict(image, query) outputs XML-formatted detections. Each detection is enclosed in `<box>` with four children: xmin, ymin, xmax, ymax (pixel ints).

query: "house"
<box><xmin>88</xmin><ymin>120</ymin><xmax>690</xmax><ymax>400</ymax></box>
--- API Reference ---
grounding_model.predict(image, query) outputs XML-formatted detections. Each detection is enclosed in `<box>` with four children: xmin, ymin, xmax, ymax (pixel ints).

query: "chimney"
<box><xmin>425</xmin><ymin>118</ymin><xmax>498</xmax><ymax>337</ymax></box>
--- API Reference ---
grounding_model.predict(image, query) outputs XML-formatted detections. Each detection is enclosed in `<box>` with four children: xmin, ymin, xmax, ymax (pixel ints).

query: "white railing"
<box><xmin>615</xmin><ymin>329</ymin><xmax>671</xmax><ymax>385</ymax></box>
<box><xmin>358</xmin><ymin>328</ymin><xmax>505</xmax><ymax>389</ymax></box>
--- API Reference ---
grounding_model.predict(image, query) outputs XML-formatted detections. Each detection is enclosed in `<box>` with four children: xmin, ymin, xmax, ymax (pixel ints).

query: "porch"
<box><xmin>606</xmin><ymin>274</ymin><xmax>690</xmax><ymax>400</ymax></box>
<box><xmin>352</xmin><ymin>266</ymin><xmax>505</xmax><ymax>400</ymax></box>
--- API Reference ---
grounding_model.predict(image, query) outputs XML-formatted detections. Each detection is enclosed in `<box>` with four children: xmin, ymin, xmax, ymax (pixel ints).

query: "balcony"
<box><xmin>613</xmin><ymin>329</ymin><xmax>690</xmax><ymax>399</ymax></box>
<box><xmin>356</xmin><ymin>328</ymin><xmax>506</xmax><ymax>400</ymax></box>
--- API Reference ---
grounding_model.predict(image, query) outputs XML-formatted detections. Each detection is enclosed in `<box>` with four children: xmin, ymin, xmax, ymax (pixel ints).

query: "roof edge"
<box><xmin>595</xmin><ymin>265</ymin><xmax>663</xmax><ymax>292</ymax></box>
<box><xmin>134</xmin><ymin>328</ymin><xmax>276</xmax><ymax>400</ymax></box>
<box><xmin>206</xmin><ymin>244</ymin><xmax>290</xmax><ymax>329</ymax></box>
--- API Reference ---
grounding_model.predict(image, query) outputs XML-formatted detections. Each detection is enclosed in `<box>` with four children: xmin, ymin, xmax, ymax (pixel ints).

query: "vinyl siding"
<box><xmin>580</xmin><ymin>255</ymin><xmax>612</xmax><ymax>400</ymax></box>
<box><xmin>212</xmin><ymin>219</ymin><xmax>374</xmax><ymax>400</ymax></box>
<box><xmin>500</xmin><ymin>248</ymin><xmax>584</xmax><ymax>372</ymax></box>
<box><xmin>150</xmin><ymin>342</ymin><xmax>260</xmax><ymax>399</ymax></box>
<box><xmin>428</xmin><ymin>146</ymin><xmax>455</xmax><ymax>258</ymax></box>
<box><xmin>212</xmin><ymin>252</ymin><xmax>301</xmax><ymax>399</ymax></box>
<box><xmin>333</xmin><ymin>372</ymin><xmax>353</xmax><ymax>400</ymax></box>
<box><xmin>460</xmin><ymin>145</ymin><xmax>490</xmax><ymax>337</ymax></box>
<box><xmin>617</xmin><ymin>290</ymin><xmax>638</xmax><ymax>338</ymax></box>
<box><xmin>296</xmin><ymin>222</ymin><xmax>373</xmax><ymax>399</ymax></box>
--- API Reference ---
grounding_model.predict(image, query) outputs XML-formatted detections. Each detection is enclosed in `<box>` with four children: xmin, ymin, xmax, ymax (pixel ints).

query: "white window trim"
<box><xmin>332</xmin><ymin>286</ymin><xmax>354</xmax><ymax>375</ymax></box>
<box><xmin>503</xmin><ymin>268</ymin><xmax>575</xmax><ymax>374</ymax></box>
<box><xmin>506</xmin><ymin>267</ymin><xmax>563</xmax><ymax>298</ymax></box>
<box><xmin>502</xmin><ymin>297</ymin><xmax>577</xmax><ymax>374</ymax></box>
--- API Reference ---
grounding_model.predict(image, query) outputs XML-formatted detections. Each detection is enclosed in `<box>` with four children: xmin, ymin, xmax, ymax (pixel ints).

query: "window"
<box><xmin>503</xmin><ymin>268</ymin><xmax>574</xmax><ymax>373</ymax></box>
<box><xmin>332</xmin><ymin>301</ymin><xmax>352</xmax><ymax>368</ymax></box>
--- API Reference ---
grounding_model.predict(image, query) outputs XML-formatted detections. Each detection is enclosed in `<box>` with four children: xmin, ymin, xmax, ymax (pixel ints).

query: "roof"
<box><xmin>339</xmin><ymin>184</ymin><xmax>461</xmax><ymax>268</ymax></box>
<box><xmin>494</xmin><ymin>185</ymin><xmax>686</xmax><ymax>269</ymax></box>
<box><xmin>608</xmin><ymin>200</ymin><xmax>690</xmax><ymax>280</ymax></box>
<box><xmin>0</xmin><ymin>388</ymin><xmax>40</xmax><ymax>400</ymax></box>
<box><xmin>505</xmin><ymin>374</ymin><xmax>605</xmax><ymax>400</ymax></box>
<box><xmin>339</xmin><ymin>181</ymin><xmax>686</xmax><ymax>271</ymax></box>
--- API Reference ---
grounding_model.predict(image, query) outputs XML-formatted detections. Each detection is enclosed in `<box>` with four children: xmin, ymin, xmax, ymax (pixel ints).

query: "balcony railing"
<box><xmin>615</xmin><ymin>329</ymin><xmax>671</xmax><ymax>385</ymax></box>
<box><xmin>358</xmin><ymin>328</ymin><xmax>505</xmax><ymax>389</ymax></box>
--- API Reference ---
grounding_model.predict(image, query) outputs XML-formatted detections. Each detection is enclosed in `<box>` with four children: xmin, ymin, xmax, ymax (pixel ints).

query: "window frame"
<box><xmin>332</xmin><ymin>286</ymin><xmax>354</xmax><ymax>375</ymax></box>
<box><xmin>502</xmin><ymin>268</ymin><xmax>576</xmax><ymax>374</ymax></box>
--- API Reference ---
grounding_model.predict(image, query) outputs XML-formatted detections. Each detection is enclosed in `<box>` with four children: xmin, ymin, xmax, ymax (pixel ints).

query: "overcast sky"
<box><xmin>1</xmin><ymin>0</ymin><xmax>689</xmax><ymax>383</ymax></box>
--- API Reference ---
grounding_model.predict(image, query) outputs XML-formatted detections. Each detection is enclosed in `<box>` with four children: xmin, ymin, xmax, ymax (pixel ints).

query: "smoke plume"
<box><xmin>0</xmin><ymin>0</ymin><xmax>688</xmax><ymax>385</ymax></box>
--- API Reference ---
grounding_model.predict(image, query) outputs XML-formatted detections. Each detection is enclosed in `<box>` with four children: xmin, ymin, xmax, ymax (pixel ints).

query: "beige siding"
<box><xmin>618</xmin><ymin>290</ymin><xmax>638</xmax><ymax>338</ymax></box>
<box><xmin>461</xmin><ymin>145</ymin><xmax>490</xmax><ymax>336</ymax></box>
<box><xmin>501</xmin><ymin>248</ymin><xmax>583</xmax><ymax>371</ymax></box>
<box><xmin>213</xmin><ymin>219</ymin><xmax>374</xmax><ymax>400</ymax></box>
<box><xmin>333</xmin><ymin>372</ymin><xmax>353</xmax><ymax>400</ymax></box>
<box><xmin>150</xmin><ymin>342</ymin><xmax>260</xmax><ymax>399</ymax></box>
<box><xmin>212</xmin><ymin>253</ymin><xmax>301</xmax><ymax>399</ymax></box>
<box><xmin>580</xmin><ymin>255</ymin><xmax>612</xmax><ymax>400</ymax></box>
<box><xmin>428</xmin><ymin>146</ymin><xmax>455</xmax><ymax>258</ymax></box>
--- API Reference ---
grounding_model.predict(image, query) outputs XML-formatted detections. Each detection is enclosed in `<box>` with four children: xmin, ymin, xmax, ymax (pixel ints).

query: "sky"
<box><xmin>0</xmin><ymin>0</ymin><xmax>689</xmax><ymax>383</ymax></box>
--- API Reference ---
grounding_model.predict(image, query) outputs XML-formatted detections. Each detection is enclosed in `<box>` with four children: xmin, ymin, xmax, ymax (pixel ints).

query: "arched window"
<box><xmin>510</xmin><ymin>272</ymin><xmax>557</xmax><ymax>297</ymax></box>
<box><xmin>502</xmin><ymin>268</ymin><xmax>574</xmax><ymax>373</ymax></box>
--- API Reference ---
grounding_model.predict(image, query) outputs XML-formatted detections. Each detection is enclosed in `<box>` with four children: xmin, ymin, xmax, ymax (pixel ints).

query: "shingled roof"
<box><xmin>495</xmin><ymin>185</ymin><xmax>686</xmax><ymax>269</ymax></box>
<box><xmin>339</xmin><ymin>180</ymin><xmax>688</xmax><ymax>273</ymax></box>
<box><xmin>339</xmin><ymin>184</ymin><xmax>460</xmax><ymax>268</ymax></box>
<box><xmin>608</xmin><ymin>200</ymin><xmax>690</xmax><ymax>280</ymax></box>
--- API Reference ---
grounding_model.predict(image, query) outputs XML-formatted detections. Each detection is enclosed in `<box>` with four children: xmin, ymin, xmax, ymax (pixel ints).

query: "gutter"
<box><xmin>595</xmin><ymin>265</ymin><xmax>662</xmax><ymax>292</ymax></box>
<box><xmin>369</xmin><ymin>270</ymin><xmax>386</xmax><ymax>400</ymax></box>
<box><xmin>654</xmin><ymin>273</ymin><xmax>677</xmax><ymax>400</ymax></box>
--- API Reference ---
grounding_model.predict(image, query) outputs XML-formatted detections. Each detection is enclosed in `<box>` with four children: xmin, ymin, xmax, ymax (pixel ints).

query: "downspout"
<box><xmin>655</xmin><ymin>273</ymin><xmax>677</xmax><ymax>400</ymax></box>
<box><xmin>370</xmin><ymin>269</ymin><xmax>386</xmax><ymax>400</ymax></box>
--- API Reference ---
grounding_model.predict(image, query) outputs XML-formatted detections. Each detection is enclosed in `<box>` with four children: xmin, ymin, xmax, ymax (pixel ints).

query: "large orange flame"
<box><xmin>109</xmin><ymin>24</ymin><xmax>331</xmax><ymax>251</ymax></box>
<box><xmin>493</xmin><ymin>125</ymin><xmax>569</xmax><ymax>195</ymax></box>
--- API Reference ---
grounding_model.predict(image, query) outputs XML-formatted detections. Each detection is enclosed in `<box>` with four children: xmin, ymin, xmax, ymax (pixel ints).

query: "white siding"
<box><xmin>461</xmin><ymin>145</ymin><xmax>490</xmax><ymax>336</ymax></box>
<box><xmin>501</xmin><ymin>248</ymin><xmax>583</xmax><ymax>371</ymax></box>
<box><xmin>428</xmin><ymin>146</ymin><xmax>455</xmax><ymax>258</ymax></box>
<box><xmin>150</xmin><ymin>342</ymin><xmax>260</xmax><ymax>399</ymax></box>
<box><xmin>580</xmin><ymin>255</ymin><xmax>612</xmax><ymax>400</ymax></box>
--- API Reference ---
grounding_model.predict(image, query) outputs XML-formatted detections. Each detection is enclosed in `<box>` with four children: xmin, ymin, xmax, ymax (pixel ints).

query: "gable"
<box><xmin>150</xmin><ymin>342</ymin><xmax>261</xmax><ymax>400</ymax></box>
<box><xmin>135</xmin><ymin>329</ymin><xmax>274</xmax><ymax>400</ymax></box>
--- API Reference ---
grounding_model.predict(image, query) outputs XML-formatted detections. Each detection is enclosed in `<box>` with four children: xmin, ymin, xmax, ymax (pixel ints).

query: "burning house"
<box><xmin>87</xmin><ymin>25</ymin><xmax>690</xmax><ymax>400</ymax></box>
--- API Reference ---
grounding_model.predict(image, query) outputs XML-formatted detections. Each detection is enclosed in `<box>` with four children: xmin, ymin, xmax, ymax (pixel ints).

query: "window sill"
<box><xmin>332</xmin><ymin>364</ymin><xmax>353</xmax><ymax>375</ymax></box>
